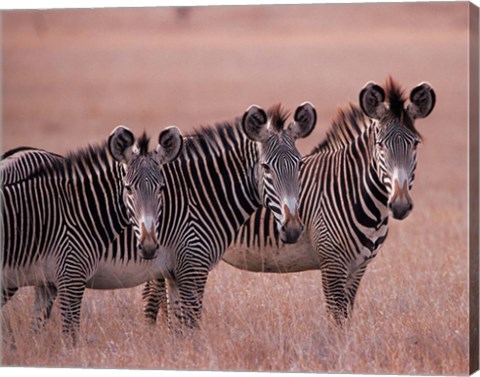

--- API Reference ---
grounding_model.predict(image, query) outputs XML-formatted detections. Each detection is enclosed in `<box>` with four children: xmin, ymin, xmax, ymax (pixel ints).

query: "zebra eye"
<box><xmin>124</xmin><ymin>185</ymin><xmax>133</xmax><ymax>194</ymax></box>
<box><xmin>413</xmin><ymin>140</ymin><xmax>421</xmax><ymax>147</ymax></box>
<box><xmin>261</xmin><ymin>163</ymin><xmax>272</xmax><ymax>173</ymax></box>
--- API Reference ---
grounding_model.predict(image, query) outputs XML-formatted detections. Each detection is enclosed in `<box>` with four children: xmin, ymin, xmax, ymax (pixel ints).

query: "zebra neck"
<box><xmin>363</xmin><ymin>130</ymin><xmax>390</xmax><ymax>222</ymax></box>
<box><xmin>240</xmin><ymin>140</ymin><xmax>263</xmax><ymax>214</ymax></box>
<box><xmin>160</xmin><ymin>133</ymin><xmax>263</xmax><ymax>250</ymax></box>
<box><xmin>249</xmin><ymin>148</ymin><xmax>265</xmax><ymax>209</ymax></box>
<box><xmin>65</xmin><ymin>150</ymin><xmax>131</xmax><ymax>245</ymax></box>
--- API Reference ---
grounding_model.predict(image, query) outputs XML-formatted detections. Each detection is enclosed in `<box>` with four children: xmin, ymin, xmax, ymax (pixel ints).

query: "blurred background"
<box><xmin>2</xmin><ymin>2</ymin><xmax>469</xmax><ymax>157</ymax></box>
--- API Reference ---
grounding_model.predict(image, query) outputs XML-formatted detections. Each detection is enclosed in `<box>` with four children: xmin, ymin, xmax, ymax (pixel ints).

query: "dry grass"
<box><xmin>1</xmin><ymin>205</ymin><xmax>469</xmax><ymax>374</ymax></box>
<box><xmin>1</xmin><ymin>2</ymin><xmax>472</xmax><ymax>375</ymax></box>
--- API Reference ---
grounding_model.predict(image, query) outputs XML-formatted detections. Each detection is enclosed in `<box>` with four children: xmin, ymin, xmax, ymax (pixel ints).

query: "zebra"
<box><xmin>221</xmin><ymin>78</ymin><xmax>436</xmax><ymax>323</ymax></box>
<box><xmin>144</xmin><ymin>77</ymin><xmax>436</xmax><ymax>325</ymax></box>
<box><xmin>2</xmin><ymin>102</ymin><xmax>316</xmax><ymax>334</ymax></box>
<box><xmin>1</xmin><ymin>125</ymin><xmax>183</xmax><ymax>343</ymax></box>
<box><xmin>132</xmin><ymin>102</ymin><xmax>317</xmax><ymax>329</ymax></box>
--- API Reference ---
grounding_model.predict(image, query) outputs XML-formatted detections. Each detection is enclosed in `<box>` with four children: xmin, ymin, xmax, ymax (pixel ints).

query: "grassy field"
<box><xmin>1</xmin><ymin>2</ymin><xmax>472</xmax><ymax>374</ymax></box>
<box><xmin>1</xmin><ymin>219</ymin><xmax>469</xmax><ymax>374</ymax></box>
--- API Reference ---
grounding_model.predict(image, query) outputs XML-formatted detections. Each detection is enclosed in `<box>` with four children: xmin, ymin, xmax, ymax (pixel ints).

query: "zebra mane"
<box><xmin>7</xmin><ymin>142</ymin><xmax>112</xmax><ymax>184</ymax></box>
<box><xmin>310</xmin><ymin>77</ymin><xmax>420</xmax><ymax>154</ymax></box>
<box><xmin>2</xmin><ymin>133</ymin><xmax>155</xmax><ymax>187</ymax></box>
<box><xmin>384</xmin><ymin>77</ymin><xmax>419</xmax><ymax>137</ymax></box>
<box><xmin>267</xmin><ymin>104</ymin><xmax>290</xmax><ymax>132</ymax></box>
<box><xmin>136</xmin><ymin>132</ymin><xmax>150</xmax><ymax>155</ymax></box>
<box><xmin>65</xmin><ymin>132</ymin><xmax>152</xmax><ymax>167</ymax></box>
<box><xmin>309</xmin><ymin>104</ymin><xmax>369</xmax><ymax>154</ymax></box>
<box><xmin>183</xmin><ymin>120</ymin><xmax>242</xmax><ymax>158</ymax></box>
<box><xmin>63</xmin><ymin>142</ymin><xmax>110</xmax><ymax>167</ymax></box>
<box><xmin>182</xmin><ymin>104</ymin><xmax>290</xmax><ymax>158</ymax></box>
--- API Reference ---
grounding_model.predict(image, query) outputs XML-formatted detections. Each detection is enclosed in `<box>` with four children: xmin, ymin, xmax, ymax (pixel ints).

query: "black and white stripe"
<box><xmin>221</xmin><ymin>78</ymin><xmax>436</xmax><ymax>323</ymax></box>
<box><xmin>140</xmin><ymin>103</ymin><xmax>316</xmax><ymax>328</ymax></box>
<box><xmin>1</xmin><ymin>126</ymin><xmax>183</xmax><ymax>343</ymax></box>
<box><xmin>3</xmin><ymin>103</ymin><xmax>316</xmax><ymax>334</ymax></box>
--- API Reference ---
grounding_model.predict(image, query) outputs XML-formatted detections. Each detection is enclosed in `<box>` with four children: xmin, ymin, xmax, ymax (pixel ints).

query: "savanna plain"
<box><xmin>0</xmin><ymin>3</ymin><xmax>473</xmax><ymax>375</ymax></box>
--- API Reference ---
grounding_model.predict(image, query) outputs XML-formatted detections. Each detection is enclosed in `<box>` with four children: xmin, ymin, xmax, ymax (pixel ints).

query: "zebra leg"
<box><xmin>345</xmin><ymin>262</ymin><xmax>369</xmax><ymax>314</ymax></box>
<box><xmin>321</xmin><ymin>263</ymin><xmax>350</xmax><ymax>326</ymax></box>
<box><xmin>1</xmin><ymin>287</ymin><xmax>18</xmax><ymax>307</ymax></box>
<box><xmin>57</xmin><ymin>277</ymin><xmax>87</xmax><ymax>345</ymax></box>
<box><xmin>165</xmin><ymin>277</ymin><xmax>184</xmax><ymax>332</ymax></box>
<box><xmin>31</xmin><ymin>283</ymin><xmax>57</xmax><ymax>331</ymax></box>
<box><xmin>174</xmin><ymin>268</ymin><xmax>208</xmax><ymax>330</ymax></box>
<box><xmin>142</xmin><ymin>278</ymin><xmax>169</xmax><ymax>325</ymax></box>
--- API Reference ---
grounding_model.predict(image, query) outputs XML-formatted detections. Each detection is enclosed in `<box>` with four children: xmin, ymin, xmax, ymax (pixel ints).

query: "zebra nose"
<box><xmin>280</xmin><ymin>203</ymin><xmax>304</xmax><ymax>243</ymax></box>
<box><xmin>389</xmin><ymin>179</ymin><xmax>414</xmax><ymax>220</ymax></box>
<box><xmin>388</xmin><ymin>200</ymin><xmax>414</xmax><ymax>220</ymax></box>
<box><xmin>138</xmin><ymin>242</ymin><xmax>160</xmax><ymax>260</ymax></box>
<box><xmin>138</xmin><ymin>221</ymin><xmax>159</xmax><ymax>259</ymax></box>
<box><xmin>280</xmin><ymin>223</ymin><xmax>304</xmax><ymax>244</ymax></box>
<box><xmin>280</xmin><ymin>220</ymin><xmax>304</xmax><ymax>244</ymax></box>
<box><xmin>281</xmin><ymin>223</ymin><xmax>304</xmax><ymax>233</ymax></box>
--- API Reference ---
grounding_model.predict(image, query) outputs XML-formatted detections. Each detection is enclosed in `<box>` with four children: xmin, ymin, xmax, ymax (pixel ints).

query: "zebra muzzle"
<box><xmin>138</xmin><ymin>221</ymin><xmax>160</xmax><ymax>260</ymax></box>
<box><xmin>389</xmin><ymin>179</ymin><xmax>414</xmax><ymax>220</ymax></box>
<box><xmin>280</xmin><ymin>203</ymin><xmax>304</xmax><ymax>244</ymax></box>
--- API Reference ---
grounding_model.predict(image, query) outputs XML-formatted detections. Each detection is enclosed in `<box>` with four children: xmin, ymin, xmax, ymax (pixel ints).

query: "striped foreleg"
<box><xmin>173</xmin><ymin>265</ymin><xmax>209</xmax><ymax>330</ymax></box>
<box><xmin>321</xmin><ymin>260</ymin><xmax>350</xmax><ymax>325</ymax></box>
<box><xmin>56</xmin><ymin>274</ymin><xmax>87</xmax><ymax>346</ymax></box>
<box><xmin>142</xmin><ymin>279</ymin><xmax>169</xmax><ymax>325</ymax></box>
<box><xmin>345</xmin><ymin>261</ymin><xmax>369</xmax><ymax>314</ymax></box>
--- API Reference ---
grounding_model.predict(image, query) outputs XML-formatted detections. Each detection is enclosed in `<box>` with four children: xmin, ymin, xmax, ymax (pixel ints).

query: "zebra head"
<box><xmin>108</xmin><ymin>126</ymin><xmax>183</xmax><ymax>259</ymax></box>
<box><xmin>360</xmin><ymin>78</ymin><xmax>436</xmax><ymax>220</ymax></box>
<box><xmin>243</xmin><ymin>102</ymin><xmax>317</xmax><ymax>244</ymax></box>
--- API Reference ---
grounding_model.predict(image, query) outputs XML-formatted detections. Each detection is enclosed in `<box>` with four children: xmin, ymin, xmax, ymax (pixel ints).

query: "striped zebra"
<box><xmin>221</xmin><ymin>78</ymin><xmax>436</xmax><ymax>323</ymax></box>
<box><xmin>144</xmin><ymin>78</ymin><xmax>436</xmax><ymax>325</ymax></box>
<box><xmin>3</xmin><ymin>102</ymin><xmax>316</xmax><ymax>334</ymax></box>
<box><xmin>1</xmin><ymin>125</ymin><xmax>183</xmax><ymax>343</ymax></box>
<box><xmin>134</xmin><ymin>102</ymin><xmax>316</xmax><ymax>329</ymax></box>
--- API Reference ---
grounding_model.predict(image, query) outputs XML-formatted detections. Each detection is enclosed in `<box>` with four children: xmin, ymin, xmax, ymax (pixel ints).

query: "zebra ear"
<box><xmin>288</xmin><ymin>102</ymin><xmax>317</xmax><ymax>140</ymax></box>
<box><xmin>359</xmin><ymin>82</ymin><xmax>387</xmax><ymax>120</ymax></box>
<box><xmin>407</xmin><ymin>82</ymin><xmax>436</xmax><ymax>120</ymax></box>
<box><xmin>242</xmin><ymin>105</ymin><xmax>269</xmax><ymax>142</ymax></box>
<box><xmin>156</xmin><ymin>126</ymin><xmax>183</xmax><ymax>164</ymax></box>
<box><xmin>108</xmin><ymin>125</ymin><xmax>135</xmax><ymax>163</ymax></box>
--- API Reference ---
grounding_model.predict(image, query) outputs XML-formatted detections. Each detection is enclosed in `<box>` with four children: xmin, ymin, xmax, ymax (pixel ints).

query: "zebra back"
<box><xmin>1</xmin><ymin>147</ymin><xmax>64</xmax><ymax>186</ymax></box>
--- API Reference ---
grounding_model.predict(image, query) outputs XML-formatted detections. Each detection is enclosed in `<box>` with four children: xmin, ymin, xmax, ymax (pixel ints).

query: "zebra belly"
<box><xmin>223</xmin><ymin>233</ymin><xmax>321</xmax><ymax>273</ymax></box>
<box><xmin>2</xmin><ymin>257</ymin><xmax>57</xmax><ymax>288</ymax></box>
<box><xmin>86</xmin><ymin>251</ymin><xmax>172</xmax><ymax>290</ymax></box>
